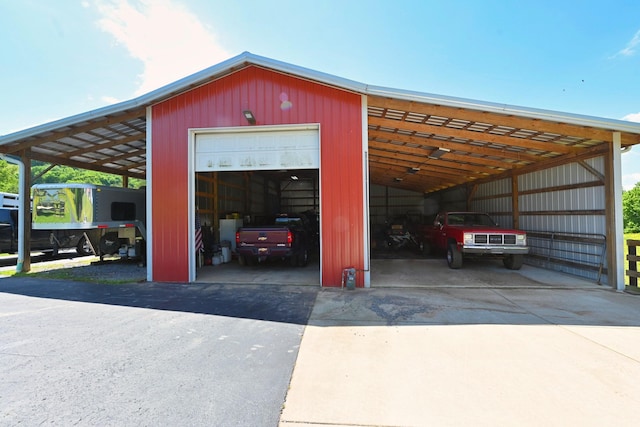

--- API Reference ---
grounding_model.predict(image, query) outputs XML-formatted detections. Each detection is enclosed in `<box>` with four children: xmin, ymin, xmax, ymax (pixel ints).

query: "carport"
<box><xmin>1</xmin><ymin>52</ymin><xmax>640</xmax><ymax>289</ymax></box>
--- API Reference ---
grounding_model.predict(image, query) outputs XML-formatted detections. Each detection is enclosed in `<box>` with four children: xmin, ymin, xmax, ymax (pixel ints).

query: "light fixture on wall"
<box><xmin>428</xmin><ymin>147</ymin><xmax>450</xmax><ymax>159</ymax></box>
<box><xmin>242</xmin><ymin>110</ymin><xmax>256</xmax><ymax>125</ymax></box>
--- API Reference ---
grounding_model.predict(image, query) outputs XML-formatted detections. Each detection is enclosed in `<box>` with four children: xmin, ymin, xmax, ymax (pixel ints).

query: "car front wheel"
<box><xmin>503</xmin><ymin>254</ymin><xmax>524</xmax><ymax>270</ymax></box>
<box><xmin>446</xmin><ymin>243</ymin><xmax>463</xmax><ymax>269</ymax></box>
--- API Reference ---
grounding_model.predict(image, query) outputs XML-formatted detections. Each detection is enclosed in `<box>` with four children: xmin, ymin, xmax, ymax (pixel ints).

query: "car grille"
<box><xmin>474</xmin><ymin>234</ymin><xmax>517</xmax><ymax>245</ymax></box>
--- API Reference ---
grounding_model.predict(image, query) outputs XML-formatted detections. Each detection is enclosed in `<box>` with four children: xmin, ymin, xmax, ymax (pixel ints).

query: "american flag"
<box><xmin>195</xmin><ymin>211</ymin><xmax>204</xmax><ymax>252</ymax></box>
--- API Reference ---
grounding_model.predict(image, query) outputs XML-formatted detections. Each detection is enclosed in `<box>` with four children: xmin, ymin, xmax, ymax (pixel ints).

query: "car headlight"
<box><xmin>517</xmin><ymin>234</ymin><xmax>526</xmax><ymax>245</ymax></box>
<box><xmin>464</xmin><ymin>233</ymin><xmax>474</xmax><ymax>245</ymax></box>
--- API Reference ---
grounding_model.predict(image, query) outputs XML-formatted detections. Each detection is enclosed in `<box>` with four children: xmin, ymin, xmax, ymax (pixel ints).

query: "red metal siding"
<box><xmin>151</xmin><ymin>66</ymin><xmax>363</xmax><ymax>286</ymax></box>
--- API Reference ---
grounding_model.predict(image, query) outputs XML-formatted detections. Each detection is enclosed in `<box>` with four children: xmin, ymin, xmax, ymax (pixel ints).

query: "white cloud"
<box><xmin>94</xmin><ymin>0</ymin><xmax>230</xmax><ymax>96</ymax></box>
<box><xmin>623</xmin><ymin>112</ymin><xmax>640</xmax><ymax>123</ymax></box>
<box><xmin>101</xmin><ymin>95</ymin><xmax>121</xmax><ymax>104</ymax></box>
<box><xmin>623</xmin><ymin>172</ymin><xmax>640</xmax><ymax>190</ymax></box>
<box><xmin>617</xmin><ymin>29</ymin><xmax>640</xmax><ymax>57</ymax></box>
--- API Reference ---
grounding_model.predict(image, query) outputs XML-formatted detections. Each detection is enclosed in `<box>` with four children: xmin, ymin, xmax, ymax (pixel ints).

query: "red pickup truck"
<box><xmin>235</xmin><ymin>214</ymin><xmax>310</xmax><ymax>267</ymax></box>
<box><xmin>422</xmin><ymin>211</ymin><xmax>529</xmax><ymax>270</ymax></box>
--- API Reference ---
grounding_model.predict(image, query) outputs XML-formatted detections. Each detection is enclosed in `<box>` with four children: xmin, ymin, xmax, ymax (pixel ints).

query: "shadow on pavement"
<box><xmin>0</xmin><ymin>277</ymin><xmax>319</xmax><ymax>325</ymax></box>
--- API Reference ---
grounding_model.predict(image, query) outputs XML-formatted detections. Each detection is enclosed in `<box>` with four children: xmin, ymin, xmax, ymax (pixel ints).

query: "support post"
<box><xmin>605</xmin><ymin>132</ymin><xmax>624</xmax><ymax>290</ymax></box>
<box><xmin>0</xmin><ymin>153</ymin><xmax>28</xmax><ymax>272</ymax></box>
<box><xmin>512</xmin><ymin>174</ymin><xmax>519</xmax><ymax>229</ymax></box>
<box><xmin>21</xmin><ymin>151</ymin><xmax>31</xmax><ymax>273</ymax></box>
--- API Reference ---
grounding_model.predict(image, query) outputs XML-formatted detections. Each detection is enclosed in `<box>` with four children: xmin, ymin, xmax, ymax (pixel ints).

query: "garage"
<box><xmin>191</xmin><ymin>125</ymin><xmax>321</xmax><ymax>285</ymax></box>
<box><xmin>2</xmin><ymin>52</ymin><xmax>640</xmax><ymax>289</ymax></box>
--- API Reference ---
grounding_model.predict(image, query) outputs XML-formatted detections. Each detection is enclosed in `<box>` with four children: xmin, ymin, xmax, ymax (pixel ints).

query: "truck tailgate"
<box><xmin>237</xmin><ymin>227</ymin><xmax>291</xmax><ymax>246</ymax></box>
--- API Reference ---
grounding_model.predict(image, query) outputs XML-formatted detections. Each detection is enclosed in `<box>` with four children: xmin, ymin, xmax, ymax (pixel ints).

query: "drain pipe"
<box><xmin>0</xmin><ymin>154</ymin><xmax>25</xmax><ymax>273</ymax></box>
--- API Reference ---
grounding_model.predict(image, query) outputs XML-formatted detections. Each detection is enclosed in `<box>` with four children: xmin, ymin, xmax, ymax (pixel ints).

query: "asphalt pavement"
<box><xmin>0</xmin><ymin>278</ymin><xmax>317</xmax><ymax>426</ymax></box>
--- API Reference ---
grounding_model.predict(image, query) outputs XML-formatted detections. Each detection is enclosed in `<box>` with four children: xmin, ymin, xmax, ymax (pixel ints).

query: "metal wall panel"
<box><xmin>438</xmin><ymin>156</ymin><xmax>607</xmax><ymax>283</ymax></box>
<box><xmin>369</xmin><ymin>185</ymin><xmax>424</xmax><ymax>226</ymax></box>
<box><xmin>515</xmin><ymin>159</ymin><xmax>607</xmax><ymax>282</ymax></box>
<box><xmin>151</xmin><ymin>66</ymin><xmax>363</xmax><ymax>285</ymax></box>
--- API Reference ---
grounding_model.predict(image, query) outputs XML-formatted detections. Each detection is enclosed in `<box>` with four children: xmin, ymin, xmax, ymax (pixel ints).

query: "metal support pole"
<box><xmin>0</xmin><ymin>153</ymin><xmax>26</xmax><ymax>272</ymax></box>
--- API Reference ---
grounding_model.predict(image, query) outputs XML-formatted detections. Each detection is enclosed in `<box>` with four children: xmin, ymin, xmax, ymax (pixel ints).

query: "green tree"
<box><xmin>0</xmin><ymin>160</ymin><xmax>19</xmax><ymax>193</ymax></box>
<box><xmin>623</xmin><ymin>182</ymin><xmax>640</xmax><ymax>233</ymax></box>
<box><xmin>0</xmin><ymin>160</ymin><xmax>144</xmax><ymax>195</ymax></box>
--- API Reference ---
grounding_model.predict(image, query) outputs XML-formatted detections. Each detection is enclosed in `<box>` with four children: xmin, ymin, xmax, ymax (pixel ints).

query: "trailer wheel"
<box><xmin>99</xmin><ymin>232</ymin><xmax>120</xmax><ymax>255</ymax></box>
<box><xmin>76</xmin><ymin>236</ymin><xmax>93</xmax><ymax>256</ymax></box>
<box><xmin>446</xmin><ymin>243</ymin><xmax>463</xmax><ymax>269</ymax></box>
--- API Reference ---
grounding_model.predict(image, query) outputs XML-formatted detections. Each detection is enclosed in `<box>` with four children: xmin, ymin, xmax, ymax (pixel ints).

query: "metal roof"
<box><xmin>2</xmin><ymin>51</ymin><xmax>640</xmax><ymax>192</ymax></box>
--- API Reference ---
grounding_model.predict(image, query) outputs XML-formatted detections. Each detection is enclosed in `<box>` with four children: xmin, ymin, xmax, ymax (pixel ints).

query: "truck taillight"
<box><xmin>235</xmin><ymin>232</ymin><xmax>240</xmax><ymax>244</ymax></box>
<box><xmin>287</xmin><ymin>231</ymin><xmax>293</xmax><ymax>244</ymax></box>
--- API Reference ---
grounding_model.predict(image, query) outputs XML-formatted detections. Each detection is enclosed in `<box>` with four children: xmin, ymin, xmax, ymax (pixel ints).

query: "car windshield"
<box><xmin>275</xmin><ymin>217</ymin><xmax>302</xmax><ymax>226</ymax></box>
<box><xmin>447</xmin><ymin>213</ymin><xmax>497</xmax><ymax>227</ymax></box>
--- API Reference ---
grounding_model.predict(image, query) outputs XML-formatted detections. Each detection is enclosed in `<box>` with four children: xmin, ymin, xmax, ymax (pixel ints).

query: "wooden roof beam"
<box><xmin>369</xmin><ymin>116</ymin><xmax>579</xmax><ymax>154</ymax></box>
<box><xmin>368</xmin><ymin>95</ymin><xmax>639</xmax><ymax>145</ymax></box>
<box><xmin>368</xmin><ymin>128</ymin><xmax>546</xmax><ymax>163</ymax></box>
<box><xmin>2</xmin><ymin>108</ymin><xmax>146</xmax><ymax>153</ymax></box>
<box><xmin>368</xmin><ymin>141</ymin><xmax>518</xmax><ymax>171</ymax></box>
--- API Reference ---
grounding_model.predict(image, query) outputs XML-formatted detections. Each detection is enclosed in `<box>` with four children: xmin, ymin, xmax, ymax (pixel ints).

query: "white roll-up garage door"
<box><xmin>194</xmin><ymin>125</ymin><xmax>319</xmax><ymax>172</ymax></box>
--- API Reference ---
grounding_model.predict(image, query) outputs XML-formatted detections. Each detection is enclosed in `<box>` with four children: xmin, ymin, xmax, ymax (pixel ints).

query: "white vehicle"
<box><xmin>31</xmin><ymin>184</ymin><xmax>146</xmax><ymax>260</ymax></box>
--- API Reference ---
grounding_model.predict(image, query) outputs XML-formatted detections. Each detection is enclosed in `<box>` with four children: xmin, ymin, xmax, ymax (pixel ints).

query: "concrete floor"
<box><xmin>196</xmin><ymin>256</ymin><xmax>599</xmax><ymax>289</ymax></box>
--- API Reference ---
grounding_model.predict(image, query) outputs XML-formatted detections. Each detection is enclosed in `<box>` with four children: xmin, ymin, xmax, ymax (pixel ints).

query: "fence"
<box><xmin>525</xmin><ymin>231</ymin><xmax>607</xmax><ymax>285</ymax></box>
<box><xmin>626</xmin><ymin>239</ymin><xmax>640</xmax><ymax>290</ymax></box>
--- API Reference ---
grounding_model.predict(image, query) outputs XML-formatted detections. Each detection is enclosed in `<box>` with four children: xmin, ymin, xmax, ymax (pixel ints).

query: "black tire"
<box><xmin>446</xmin><ymin>243</ymin><xmax>463</xmax><ymax>269</ymax></box>
<box><xmin>76</xmin><ymin>236</ymin><xmax>93</xmax><ymax>256</ymax></box>
<box><xmin>503</xmin><ymin>254</ymin><xmax>524</xmax><ymax>270</ymax></box>
<box><xmin>99</xmin><ymin>232</ymin><xmax>120</xmax><ymax>255</ymax></box>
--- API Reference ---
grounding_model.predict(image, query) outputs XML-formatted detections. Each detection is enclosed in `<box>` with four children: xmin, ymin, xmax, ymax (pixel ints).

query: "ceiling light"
<box><xmin>408</xmin><ymin>167</ymin><xmax>420</xmax><ymax>174</ymax></box>
<box><xmin>428</xmin><ymin>147</ymin><xmax>450</xmax><ymax>159</ymax></box>
<box><xmin>394</xmin><ymin>177</ymin><xmax>403</xmax><ymax>182</ymax></box>
<box><xmin>290</xmin><ymin>175</ymin><xmax>299</xmax><ymax>180</ymax></box>
<box><xmin>242</xmin><ymin>110</ymin><xmax>256</xmax><ymax>125</ymax></box>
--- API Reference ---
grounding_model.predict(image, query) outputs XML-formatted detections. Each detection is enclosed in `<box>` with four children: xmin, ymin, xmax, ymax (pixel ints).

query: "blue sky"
<box><xmin>2</xmin><ymin>0</ymin><xmax>640</xmax><ymax>187</ymax></box>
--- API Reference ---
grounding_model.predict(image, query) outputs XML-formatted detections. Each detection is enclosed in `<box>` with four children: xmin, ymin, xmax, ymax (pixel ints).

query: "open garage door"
<box><xmin>194</xmin><ymin>125</ymin><xmax>320</xmax><ymax>172</ymax></box>
<box><xmin>190</xmin><ymin>125</ymin><xmax>320</xmax><ymax>284</ymax></box>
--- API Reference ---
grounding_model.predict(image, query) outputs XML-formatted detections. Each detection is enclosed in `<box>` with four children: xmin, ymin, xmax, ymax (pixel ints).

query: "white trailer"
<box><xmin>32</xmin><ymin>183</ymin><xmax>146</xmax><ymax>260</ymax></box>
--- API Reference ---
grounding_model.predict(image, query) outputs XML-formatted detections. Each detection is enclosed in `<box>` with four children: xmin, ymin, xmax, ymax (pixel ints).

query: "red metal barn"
<box><xmin>4</xmin><ymin>52</ymin><xmax>640</xmax><ymax>290</ymax></box>
<box><xmin>149</xmin><ymin>65</ymin><xmax>366</xmax><ymax>286</ymax></box>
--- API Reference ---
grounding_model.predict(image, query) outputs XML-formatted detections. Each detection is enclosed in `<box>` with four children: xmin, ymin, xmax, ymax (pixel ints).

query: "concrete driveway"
<box><xmin>281</xmin><ymin>284</ymin><xmax>640</xmax><ymax>426</ymax></box>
